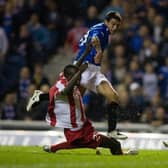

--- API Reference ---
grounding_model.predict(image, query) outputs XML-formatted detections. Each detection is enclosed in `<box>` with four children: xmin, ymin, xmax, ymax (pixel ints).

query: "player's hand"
<box><xmin>94</xmin><ymin>51</ymin><xmax>103</xmax><ymax>64</ymax></box>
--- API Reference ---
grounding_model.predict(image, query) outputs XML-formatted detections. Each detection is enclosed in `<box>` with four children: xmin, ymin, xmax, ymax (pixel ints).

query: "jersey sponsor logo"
<box><xmin>79</xmin><ymin>31</ymin><xmax>90</xmax><ymax>46</ymax></box>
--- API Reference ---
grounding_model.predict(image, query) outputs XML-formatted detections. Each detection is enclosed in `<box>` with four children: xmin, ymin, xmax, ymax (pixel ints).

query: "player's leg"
<box><xmin>96</xmin><ymin>81</ymin><xmax>118</xmax><ymax>132</ymax></box>
<box><xmin>43</xmin><ymin>121</ymin><xmax>96</xmax><ymax>153</ymax></box>
<box><xmin>43</xmin><ymin>135</ymin><xmax>138</xmax><ymax>155</ymax></box>
<box><xmin>96</xmin><ymin>81</ymin><xmax>127</xmax><ymax>139</ymax></box>
<box><xmin>80</xmin><ymin>66</ymin><xmax>119</xmax><ymax>133</ymax></box>
<box><xmin>80</xmin><ymin>65</ymin><xmax>127</xmax><ymax>139</ymax></box>
<box><xmin>43</xmin><ymin>141</ymin><xmax>79</xmax><ymax>153</ymax></box>
<box><xmin>97</xmin><ymin>81</ymin><xmax>119</xmax><ymax>104</ymax></box>
<box><xmin>98</xmin><ymin>134</ymin><xmax>138</xmax><ymax>155</ymax></box>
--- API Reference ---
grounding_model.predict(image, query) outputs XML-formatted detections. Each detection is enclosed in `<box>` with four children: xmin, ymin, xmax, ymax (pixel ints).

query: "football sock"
<box><xmin>107</xmin><ymin>102</ymin><xmax>118</xmax><ymax>133</ymax></box>
<box><xmin>99</xmin><ymin>135</ymin><xmax>123</xmax><ymax>155</ymax></box>
<box><xmin>51</xmin><ymin>142</ymin><xmax>78</xmax><ymax>152</ymax></box>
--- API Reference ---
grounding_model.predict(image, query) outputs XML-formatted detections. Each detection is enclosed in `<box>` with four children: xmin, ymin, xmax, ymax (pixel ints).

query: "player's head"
<box><xmin>104</xmin><ymin>11</ymin><xmax>122</xmax><ymax>34</ymax></box>
<box><xmin>64</xmin><ymin>64</ymin><xmax>80</xmax><ymax>84</ymax></box>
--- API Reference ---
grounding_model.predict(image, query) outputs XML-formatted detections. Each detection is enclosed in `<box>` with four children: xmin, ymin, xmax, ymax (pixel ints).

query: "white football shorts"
<box><xmin>80</xmin><ymin>64</ymin><xmax>111</xmax><ymax>93</ymax></box>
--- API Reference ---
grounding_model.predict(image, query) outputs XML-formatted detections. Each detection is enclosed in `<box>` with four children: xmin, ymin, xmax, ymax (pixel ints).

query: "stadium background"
<box><xmin>0</xmin><ymin>0</ymin><xmax>168</xmax><ymax>149</ymax></box>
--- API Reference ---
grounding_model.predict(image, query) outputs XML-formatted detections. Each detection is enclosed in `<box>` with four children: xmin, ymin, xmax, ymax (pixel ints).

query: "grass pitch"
<box><xmin>0</xmin><ymin>146</ymin><xmax>168</xmax><ymax>168</ymax></box>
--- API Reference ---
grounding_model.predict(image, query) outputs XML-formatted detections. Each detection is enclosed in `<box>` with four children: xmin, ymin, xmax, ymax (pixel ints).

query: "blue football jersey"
<box><xmin>75</xmin><ymin>22</ymin><xmax>110</xmax><ymax>66</ymax></box>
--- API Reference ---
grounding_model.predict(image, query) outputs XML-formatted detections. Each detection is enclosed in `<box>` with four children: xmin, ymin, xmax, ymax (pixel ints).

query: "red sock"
<box><xmin>51</xmin><ymin>142</ymin><xmax>78</xmax><ymax>152</ymax></box>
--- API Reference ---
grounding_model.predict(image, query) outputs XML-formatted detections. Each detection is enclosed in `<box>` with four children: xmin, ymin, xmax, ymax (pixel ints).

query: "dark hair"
<box><xmin>63</xmin><ymin>64</ymin><xmax>78</xmax><ymax>79</ymax></box>
<box><xmin>105</xmin><ymin>11</ymin><xmax>122</xmax><ymax>22</ymax></box>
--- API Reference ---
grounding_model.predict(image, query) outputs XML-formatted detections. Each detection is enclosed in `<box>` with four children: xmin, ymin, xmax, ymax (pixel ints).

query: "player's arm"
<box><xmin>91</xmin><ymin>36</ymin><xmax>103</xmax><ymax>64</ymax></box>
<box><xmin>75</xmin><ymin>43</ymin><xmax>91</xmax><ymax>67</ymax></box>
<box><xmin>61</xmin><ymin>63</ymin><xmax>88</xmax><ymax>95</ymax></box>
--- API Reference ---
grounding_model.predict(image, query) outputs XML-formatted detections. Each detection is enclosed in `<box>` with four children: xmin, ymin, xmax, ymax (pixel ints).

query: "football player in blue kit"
<box><xmin>74</xmin><ymin>11</ymin><xmax>127</xmax><ymax>139</ymax></box>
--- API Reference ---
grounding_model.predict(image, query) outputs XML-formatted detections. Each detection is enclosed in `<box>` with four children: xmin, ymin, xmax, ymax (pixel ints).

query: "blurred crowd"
<box><xmin>0</xmin><ymin>0</ymin><xmax>168</xmax><ymax>126</ymax></box>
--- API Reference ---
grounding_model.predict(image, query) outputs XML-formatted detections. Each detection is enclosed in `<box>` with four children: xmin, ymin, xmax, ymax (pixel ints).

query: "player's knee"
<box><xmin>97</xmin><ymin>82</ymin><xmax>119</xmax><ymax>103</ymax></box>
<box><xmin>106</xmin><ymin>91</ymin><xmax>119</xmax><ymax>104</ymax></box>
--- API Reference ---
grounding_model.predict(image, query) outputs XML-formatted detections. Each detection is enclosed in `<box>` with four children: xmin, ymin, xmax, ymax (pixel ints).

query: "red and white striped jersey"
<box><xmin>46</xmin><ymin>72</ymin><xmax>86</xmax><ymax>129</ymax></box>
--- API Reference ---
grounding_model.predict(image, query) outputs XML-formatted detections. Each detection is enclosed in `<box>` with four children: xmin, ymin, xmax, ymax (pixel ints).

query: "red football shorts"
<box><xmin>64</xmin><ymin>120</ymin><xmax>102</xmax><ymax>148</ymax></box>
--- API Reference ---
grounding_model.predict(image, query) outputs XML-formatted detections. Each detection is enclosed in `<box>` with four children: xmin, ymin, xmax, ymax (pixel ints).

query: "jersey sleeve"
<box><xmin>55</xmin><ymin>81</ymin><xmax>66</xmax><ymax>93</ymax></box>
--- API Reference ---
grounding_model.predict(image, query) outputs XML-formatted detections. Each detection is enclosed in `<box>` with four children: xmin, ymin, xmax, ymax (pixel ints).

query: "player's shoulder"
<box><xmin>91</xmin><ymin>22</ymin><xmax>106</xmax><ymax>31</ymax></box>
<box><xmin>90</xmin><ymin>23</ymin><xmax>109</xmax><ymax>38</ymax></box>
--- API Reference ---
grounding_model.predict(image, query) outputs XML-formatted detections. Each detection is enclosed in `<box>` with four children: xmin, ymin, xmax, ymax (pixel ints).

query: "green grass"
<box><xmin>0</xmin><ymin>146</ymin><xmax>168</xmax><ymax>168</ymax></box>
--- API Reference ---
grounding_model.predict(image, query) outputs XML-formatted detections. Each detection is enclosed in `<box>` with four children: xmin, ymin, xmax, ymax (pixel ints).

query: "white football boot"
<box><xmin>107</xmin><ymin>130</ymin><xmax>128</xmax><ymax>140</ymax></box>
<box><xmin>26</xmin><ymin>90</ymin><xmax>43</xmax><ymax>112</ymax></box>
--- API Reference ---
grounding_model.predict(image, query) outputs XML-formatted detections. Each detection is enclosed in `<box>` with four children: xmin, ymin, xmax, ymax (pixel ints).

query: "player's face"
<box><xmin>106</xmin><ymin>19</ymin><xmax>121</xmax><ymax>34</ymax></box>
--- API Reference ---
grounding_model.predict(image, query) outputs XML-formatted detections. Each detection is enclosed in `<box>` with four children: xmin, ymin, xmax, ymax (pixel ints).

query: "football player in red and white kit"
<box><xmin>27</xmin><ymin>63</ymin><xmax>138</xmax><ymax>155</ymax></box>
